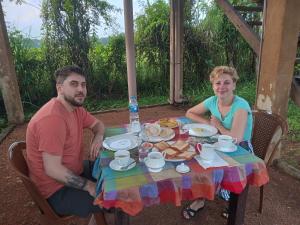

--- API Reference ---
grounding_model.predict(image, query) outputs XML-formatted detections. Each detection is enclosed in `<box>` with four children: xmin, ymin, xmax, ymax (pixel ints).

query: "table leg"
<box><xmin>227</xmin><ymin>185</ymin><xmax>249</xmax><ymax>225</ymax></box>
<box><xmin>114</xmin><ymin>208</ymin><xmax>130</xmax><ymax>225</ymax></box>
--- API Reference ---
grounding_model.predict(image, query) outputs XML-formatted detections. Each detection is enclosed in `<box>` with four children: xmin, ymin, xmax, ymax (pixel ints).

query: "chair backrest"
<box><xmin>8</xmin><ymin>141</ymin><xmax>72</xmax><ymax>220</ymax></box>
<box><xmin>252</xmin><ymin>110</ymin><xmax>288</xmax><ymax>166</ymax></box>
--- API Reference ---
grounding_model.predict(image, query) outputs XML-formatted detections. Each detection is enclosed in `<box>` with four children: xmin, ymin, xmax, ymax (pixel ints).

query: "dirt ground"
<box><xmin>1</xmin><ymin>105</ymin><xmax>300</xmax><ymax>225</ymax></box>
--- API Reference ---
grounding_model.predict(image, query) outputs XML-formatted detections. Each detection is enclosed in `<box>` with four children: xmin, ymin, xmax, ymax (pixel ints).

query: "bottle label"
<box><xmin>129</xmin><ymin>104</ymin><xmax>138</xmax><ymax>113</ymax></box>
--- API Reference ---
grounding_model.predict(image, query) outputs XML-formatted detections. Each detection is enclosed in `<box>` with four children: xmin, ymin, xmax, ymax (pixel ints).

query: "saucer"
<box><xmin>109</xmin><ymin>158</ymin><xmax>136</xmax><ymax>171</ymax></box>
<box><xmin>198</xmin><ymin>155</ymin><xmax>214</xmax><ymax>163</ymax></box>
<box><xmin>147</xmin><ymin>167</ymin><xmax>163</xmax><ymax>173</ymax></box>
<box><xmin>176</xmin><ymin>163</ymin><xmax>190</xmax><ymax>173</ymax></box>
<box><xmin>213</xmin><ymin>142</ymin><xmax>237</xmax><ymax>152</ymax></box>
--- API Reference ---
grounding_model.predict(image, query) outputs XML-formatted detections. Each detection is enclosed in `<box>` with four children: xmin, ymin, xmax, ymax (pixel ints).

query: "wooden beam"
<box><xmin>0</xmin><ymin>2</ymin><xmax>24</xmax><ymax>124</ymax></box>
<box><xmin>256</xmin><ymin>0</ymin><xmax>300</xmax><ymax>117</ymax></box>
<box><xmin>234</xmin><ymin>6</ymin><xmax>263</xmax><ymax>12</ymax></box>
<box><xmin>123</xmin><ymin>0</ymin><xmax>137</xmax><ymax>99</ymax></box>
<box><xmin>216</xmin><ymin>0</ymin><xmax>261</xmax><ymax>55</ymax></box>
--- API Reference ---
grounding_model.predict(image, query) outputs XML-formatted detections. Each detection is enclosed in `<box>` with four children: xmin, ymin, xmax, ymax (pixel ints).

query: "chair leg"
<box><xmin>259</xmin><ymin>185</ymin><xmax>264</xmax><ymax>213</ymax></box>
<box><xmin>93</xmin><ymin>211</ymin><xmax>107</xmax><ymax>225</ymax></box>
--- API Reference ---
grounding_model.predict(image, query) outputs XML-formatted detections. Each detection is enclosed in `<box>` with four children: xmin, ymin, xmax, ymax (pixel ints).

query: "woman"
<box><xmin>182</xmin><ymin>66</ymin><xmax>253</xmax><ymax>220</ymax></box>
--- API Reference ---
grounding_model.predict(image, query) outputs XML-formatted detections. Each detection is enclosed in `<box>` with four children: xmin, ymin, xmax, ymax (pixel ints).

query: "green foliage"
<box><xmin>287</xmin><ymin>101</ymin><xmax>300</xmax><ymax>141</ymax></box>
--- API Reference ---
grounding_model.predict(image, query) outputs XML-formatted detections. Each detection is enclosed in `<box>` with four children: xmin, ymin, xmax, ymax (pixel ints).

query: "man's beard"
<box><xmin>64</xmin><ymin>94</ymin><xmax>85</xmax><ymax>107</ymax></box>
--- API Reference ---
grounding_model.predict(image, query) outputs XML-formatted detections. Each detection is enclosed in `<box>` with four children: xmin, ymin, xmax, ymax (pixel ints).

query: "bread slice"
<box><xmin>154</xmin><ymin>141</ymin><xmax>169</xmax><ymax>151</ymax></box>
<box><xmin>159</xmin><ymin>128</ymin><xmax>174</xmax><ymax>138</ymax></box>
<box><xmin>162</xmin><ymin>148</ymin><xmax>179</xmax><ymax>159</ymax></box>
<box><xmin>176</xmin><ymin>151</ymin><xmax>196</xmax><ymax>161</ymax></box>
<box><xmin>171</xmin><ymin>140</ymin><xmax>189</xmax><ymax>152</ymax></box>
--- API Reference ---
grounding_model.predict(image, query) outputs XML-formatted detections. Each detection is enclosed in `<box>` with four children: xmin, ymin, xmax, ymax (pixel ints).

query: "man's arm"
<box><xmin>89</xmin><ymin>120</ymin><xmax>105</xmax><ymax>160</ymax></box>
<box><xmin>42</xmin><ymin>152</ymin><xmax>96</xmax><ymax>196</ymax></box>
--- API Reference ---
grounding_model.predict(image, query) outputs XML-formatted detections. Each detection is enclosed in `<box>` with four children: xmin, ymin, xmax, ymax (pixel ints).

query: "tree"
<box><xmin>41</xmin><ymin>0</ymin><xmax>116</xmax><ymax>77</ymax></box>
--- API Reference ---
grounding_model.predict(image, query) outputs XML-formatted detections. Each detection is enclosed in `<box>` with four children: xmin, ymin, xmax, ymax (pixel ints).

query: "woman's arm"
<box><xmin>211</xmin><ymin>109</ymin><xmax>248</xmax><ymax>143</ymax></box>
<box><xmin>186</xmin><ymin>102</ymin><xmax>210</xmax><ymax>124</ymax></box>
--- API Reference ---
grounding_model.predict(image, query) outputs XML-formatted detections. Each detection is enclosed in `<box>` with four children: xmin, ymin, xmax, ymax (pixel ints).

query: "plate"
<box><xmin>157</xmin><ymin>118</ymin><xmax>179</xmax><ymax>128</ymax></box>
<box><xmin>103</xmin><ymin>134</ymin><xmax>138</xmax><ymax>151</ymax></box>
<box><xmin>183</xmin><ymin>123</ymin><xmax>218</xmax><ymax>137</ymax></box>
<box><xmin>163</xmin><ymin>141</ymin><xmax>196</xmax><ymax>162</ymax></box>
<box><xmin>213</xmin><ymin>142</ymin><xmax>237</xmax><ymax>152</ymax></box>
<box><xmin>109</xmin><ymin>158</ymin><xmax>136</xmax><ymax>171</ymax></box>
<box><xmin>141</xmin><ymin>127</ymin><xmax>175</xmax><ymax>142</ymax></box>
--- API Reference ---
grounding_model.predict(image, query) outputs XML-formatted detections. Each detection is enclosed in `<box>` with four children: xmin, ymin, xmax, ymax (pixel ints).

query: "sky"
<box><xmin>2</xmin><ymin>0</ymin><xmax>145</xmax><ymax>39</ymax></box>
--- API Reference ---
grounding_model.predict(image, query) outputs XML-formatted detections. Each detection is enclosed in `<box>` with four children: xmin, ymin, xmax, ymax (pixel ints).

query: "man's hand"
<box><xmin>90</xmin><ymin>135</ymin><xmax>103</xmax><ymax>160</ymax></box>
<box><xmin>84</xmin><ymin>180</ymin><xmax>97</xmax><ymax>197</ymax></box>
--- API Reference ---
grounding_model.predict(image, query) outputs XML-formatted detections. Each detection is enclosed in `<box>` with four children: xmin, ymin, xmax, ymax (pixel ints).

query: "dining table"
<box><xmin>92</xmin><ymin>117</ymin><xmax>269</xmax><ymax>225</ymax></box>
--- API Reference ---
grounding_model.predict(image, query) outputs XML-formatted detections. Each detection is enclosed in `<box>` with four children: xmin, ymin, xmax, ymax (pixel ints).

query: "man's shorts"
<box><xmin>47</xmin><ymin>160</ymin><xmax>102</xmax><ymax>217</ymax></box>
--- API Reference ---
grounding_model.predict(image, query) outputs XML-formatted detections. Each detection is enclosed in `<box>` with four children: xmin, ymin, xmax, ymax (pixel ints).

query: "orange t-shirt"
<box><xmin>26</xmin><ymin>98</ymin><xmax>96</xmax><ymax>198</ymax></box>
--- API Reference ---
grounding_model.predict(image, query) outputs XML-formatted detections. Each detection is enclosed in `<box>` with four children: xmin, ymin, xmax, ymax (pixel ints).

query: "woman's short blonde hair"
<box><xmin>209</xmin><ymin>66</ymin><xmax>239</xmax><ymax>83</ymax></box>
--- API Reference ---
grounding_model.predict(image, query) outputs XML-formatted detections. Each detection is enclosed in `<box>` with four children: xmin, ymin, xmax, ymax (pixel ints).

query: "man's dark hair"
<box><xmin>54</xmin><ymin>65</ymin><xmax>86</xmax><ymax>84</ymax></box>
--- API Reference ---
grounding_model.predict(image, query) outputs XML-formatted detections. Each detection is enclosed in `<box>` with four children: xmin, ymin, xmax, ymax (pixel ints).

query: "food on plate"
<box><xmin>171</xmin><ymin>140</ymin><xmax>189</xmax><ymax>152</ymax></box>
<box><xmin>158</xmin><ymin>118</ymin><xmax>178</xmax><ymax>128</ymax></box>
<box><xmin>145</xmin><ymin>124</ymin><xmax>161</xmax><ymax>137</ymax></box>
<box><xmin>176</xmin><ymin>151</ymin><xmax>196</xmax><ymax>160</ymax></box>
<box><xmin>162</xmin><ymin>148</ymin><xmax>179</xmax><ymax>159</ymax></box>
<box><xmin>191</xmin><ymin>127</ymin><xmax>206</xmax><ymax>134</ymax></box>
<box><xmin>159</xmin><ymin>127</ymin><xmax>174</xmax><ymax>138</ymax></box>
<box><xmin>141</xmin><ymin>142</ymin><xmax>154</xmax><ymax>150</ymax></box>
<box><xmin>154</xmin><ymin>141</ymin><xmax>170</xmax><ymax>151</ymax></box>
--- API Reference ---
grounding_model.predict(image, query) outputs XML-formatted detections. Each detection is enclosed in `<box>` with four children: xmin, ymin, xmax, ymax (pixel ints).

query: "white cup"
<box><xmin>144</xmin><ymin>151</ymin><xmax>165</xmax><ymax>169</ymax></box>
<box><xmin>200</xmin><ymin>143</ymin><xmax>215</xmax><ymax>161</ymax></box>
<box><xmin>114</xmin><ymin>150</ymin><xmax>130</xmax><ymax>166</ymax></box>
<box><xmin>218</xmin><ymin>135</ymin><xmax>237</xmax><ymax>149</ymax></box>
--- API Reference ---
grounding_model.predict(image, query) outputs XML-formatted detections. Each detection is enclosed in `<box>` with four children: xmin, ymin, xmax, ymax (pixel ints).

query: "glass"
<box><xmin>138</xmin><ymin>146</ymin><xmax>149</xmax><ymax>162</ymax></box>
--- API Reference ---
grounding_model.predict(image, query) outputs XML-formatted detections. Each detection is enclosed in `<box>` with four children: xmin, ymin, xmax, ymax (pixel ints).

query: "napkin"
<box><xmin>194</xmin><ymin>151</ymin><xmax>229</xmax><ymax>169</ymax></box>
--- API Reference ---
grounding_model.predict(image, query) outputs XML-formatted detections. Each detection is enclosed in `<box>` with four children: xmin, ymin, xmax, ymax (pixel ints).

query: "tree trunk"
<box><xmin>0</xmin><ymin>2</ymin><xmax>24</xmax><ymax>124</ymax></box>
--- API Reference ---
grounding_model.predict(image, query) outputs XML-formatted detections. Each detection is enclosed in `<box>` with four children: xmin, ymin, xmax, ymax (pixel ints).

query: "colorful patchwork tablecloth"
<box><xmin>93</xmin><ymin>117</ymin><xmax>269</xmax><ymax>216</ymax></box>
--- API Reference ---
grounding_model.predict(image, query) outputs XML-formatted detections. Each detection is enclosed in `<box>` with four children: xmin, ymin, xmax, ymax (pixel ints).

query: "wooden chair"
<box><xmin>252</xmin><ymin>110</ymin><xmax>288</xmax><ymax>213</ymax></box>
<box><xmin>8</xmin><ymin>141</ymin><xmax>107</xmax><ymax>225</ymax></box>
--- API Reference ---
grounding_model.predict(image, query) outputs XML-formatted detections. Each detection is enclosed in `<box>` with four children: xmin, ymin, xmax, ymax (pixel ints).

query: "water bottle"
<box><xmin>129</xmin><ymin>96</ymin><xmax>141</xmax><ymax>133</ymax></box>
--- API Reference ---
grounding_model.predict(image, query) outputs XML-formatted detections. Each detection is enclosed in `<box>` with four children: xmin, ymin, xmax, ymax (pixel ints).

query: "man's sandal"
<box><xmin>221</xmin><ymin>207</ymin><xmax>229</xmax><ymax>219</ymax></box>
<box><xmin>181</xmin><ymin>205</ymin><xmax>205</xmax><ymax>220</ymax></box>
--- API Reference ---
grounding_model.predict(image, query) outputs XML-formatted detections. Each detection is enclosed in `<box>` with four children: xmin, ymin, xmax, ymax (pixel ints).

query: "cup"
<box><xmin>114</xmin><ymin>150</ymin><xmax>130</xmax><ymax>166</ymax></box>
<box><xmin>144</xmin><ymin>151</ymin><xmax>165</xmax><ymax>169</ymax></box>
<box><xmin>218</xmin><ymin>135</ymin><xmax>237</xmax><ymax>149</ymax></box>
<box><xmin>199</xmin><ymin>143</ymin><xmax>215</xmax><ymax>161</ymax></box>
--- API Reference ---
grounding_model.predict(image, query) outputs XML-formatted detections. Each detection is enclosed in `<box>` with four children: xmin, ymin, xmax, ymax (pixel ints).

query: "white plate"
<box><xmin>183</xmin><ymin>123</ymin><xmax>218</xmax><ymax>137</ymax></box>
<box><xmin>109</xmin><ymin>158</ymin><xmax>136</xmax><ymax>171</ymax></box>
<box><xmin>213</xmin><ymin>142</ymin><xmax>237</xmax><ymax>152</ymax></box>
<box><xmin>163</xmin><ymin>141</ymin><xmax>196</xmax><ymax>162</ymax></box>
<box><xmin>103</xmin><ymin>134</ymin><xmax>138</xmax><ymax>151</ymax></box>
<box><xmin>141</xmin><ymin>127</ymin><xmax>175</xmax><ymax>142</ymax></box>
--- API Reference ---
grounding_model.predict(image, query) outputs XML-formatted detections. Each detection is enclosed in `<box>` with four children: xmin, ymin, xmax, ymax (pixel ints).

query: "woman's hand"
<box><xmin>210</xmin><ymin>115</ymin><xmax>222</xmax><ymax>130</ymax></box>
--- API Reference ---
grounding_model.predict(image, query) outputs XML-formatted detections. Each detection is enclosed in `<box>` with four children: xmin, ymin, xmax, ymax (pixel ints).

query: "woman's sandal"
<box><xmin>181</xmin><ymin>205</ymin><xmax>205</xmax><ymax>220</ymax></box>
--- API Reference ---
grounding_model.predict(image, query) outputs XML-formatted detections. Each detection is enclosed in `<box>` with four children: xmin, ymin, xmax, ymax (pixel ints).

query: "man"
<box><xmin>26</xmin><ymin>65</ymin><xmax>106</xmax><ymax>224</ymax></box>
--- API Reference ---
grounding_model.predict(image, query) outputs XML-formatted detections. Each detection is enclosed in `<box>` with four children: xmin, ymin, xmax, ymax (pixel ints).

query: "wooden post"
<box><xmin>169</xmin><ymin>0</ymin><xmax>175</xmax><ymax>104</ymax></box>
<box><xmin>256</xmin><ymin>0</ymin><xmax>300</xmax><ymax>159</ymax></box>
<box><xmin>256</xmin><ymin>0</ymin><xmax>300</xmax><ymax>116</ymax></box>
<box><xmin>123</xmin><ymin>0</ymin><xmax>137</xmax><ymax>99</ymax></box>
<box><xmin>174</xmin><ymin>0</ymin><xmax>184</xmax><ymax>103</ymax></box>
<box><xmin>0</xmin><ymin>2</ymin><xmax>24</xmax><ymax>124</ymax></box>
